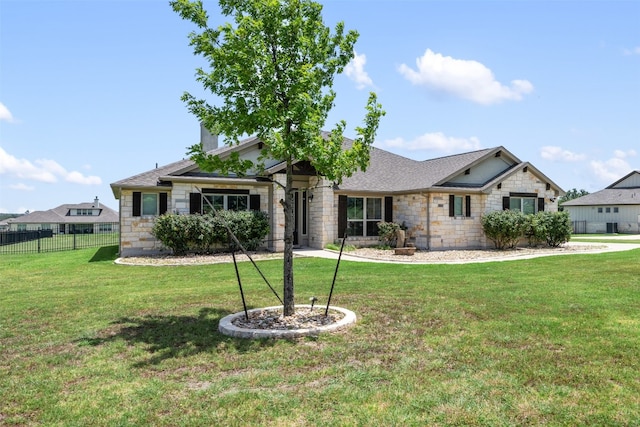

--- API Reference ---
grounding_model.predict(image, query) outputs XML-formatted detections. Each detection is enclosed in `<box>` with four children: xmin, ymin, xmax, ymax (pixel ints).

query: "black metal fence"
<box><xmin>0</xmin><ymin>224</ymin><xmax>119</xmax><ymax>255</ymax></box>
<box><xmin>572</xmin><ymin>220</ymin><xmax>587</xmax><ymax>234</ymax></box>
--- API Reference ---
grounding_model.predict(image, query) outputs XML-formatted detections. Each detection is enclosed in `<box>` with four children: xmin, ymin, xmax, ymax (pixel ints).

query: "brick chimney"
<box><xmin>200</xmin><ymin>122</ymin><xmax>218</xmax><ymax>152</ymax></box>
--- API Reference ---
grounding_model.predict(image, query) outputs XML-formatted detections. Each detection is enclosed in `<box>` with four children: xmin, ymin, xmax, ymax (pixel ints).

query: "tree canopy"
<box><xmin>558</xmin><ymin>188</ymin><xmax>589</xmax><ymax>208</ymax></box>
<box><xmin>171</xmin><ymin>0</ymin><xmax>385</xmax><ymax>315</ymax></box>
<box><xmin>171</xmin><ymin>0</ymin><xmax>384</xmax><ymax>181</ymax></box>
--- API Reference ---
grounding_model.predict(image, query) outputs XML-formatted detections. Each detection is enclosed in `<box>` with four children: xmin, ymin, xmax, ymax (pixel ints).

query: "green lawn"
<box><xmin>571</xmin><ymin>234</ymin><xmax>640</xmax><ymax>244</ymax></box>
<box><xmin>1</xmin><ymin>246</ymin><xmax>639</xmax><ymax>426</ymax></box>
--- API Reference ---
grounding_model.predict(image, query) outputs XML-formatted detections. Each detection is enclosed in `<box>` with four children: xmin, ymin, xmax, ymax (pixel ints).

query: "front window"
<box><xmin>202</xmin><ymin>194</ymin><xmax>248</xmax><ymax>214</ymax></box>
<box><xmin>453</xmin><ymin>196</ymin><xmax>463</xmax><ymax>216</ymax></box>
<box><xmin>347</xmin><ymin>197</ymin><xmax>382</xmax><ymax>237</ymax></box>
<box><xmin>510</xmin><ymin>197</ymin><xmax>536</xmax><ymax>215</ymax></box>
<box><xmin>142</xmin><ymin>193</ymin><xmax>159</xmax><ymax>216</ymax></box>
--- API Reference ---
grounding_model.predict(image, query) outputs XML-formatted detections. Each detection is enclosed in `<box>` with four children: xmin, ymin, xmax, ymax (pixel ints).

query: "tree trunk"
<box><xmin>282</xmin><ymin>159</ymin><xmax>295</xmax><ymax>316</ymax></box>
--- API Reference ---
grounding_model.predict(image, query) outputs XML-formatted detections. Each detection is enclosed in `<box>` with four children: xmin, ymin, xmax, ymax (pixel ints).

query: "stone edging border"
<box><xmin>218</xmin><ymin>304</ymin><xmax>357</xmax><ymax>339</ymax></box>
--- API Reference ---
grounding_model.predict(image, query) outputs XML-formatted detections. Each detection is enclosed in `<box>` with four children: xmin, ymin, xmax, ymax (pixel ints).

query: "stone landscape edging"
<box><xmin>218</xmin><ymin>304</ymin><xmax>357</xmax><ymax>339</ymax></box>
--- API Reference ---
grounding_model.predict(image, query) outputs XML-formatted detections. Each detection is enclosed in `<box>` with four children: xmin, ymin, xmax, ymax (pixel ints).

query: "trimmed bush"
<box><xmin>377</xmin><ymin>221</ymin><xmax>401</xmax><ymax>246</ymax></box>
<box><xmin>481</xmin><ymin>210</ymin><xmax>527</xmax><ymax>249</ymax></box>
<box><xmin>537</xmin><ymin>211</ymin><xmax>572</xmax><ymax>247</ymax></box>
<box><xmin>213</xmin><ymin>210</ymin><xmax>270</xmax><ymax>251</ymax></box>
<box><xmin>482</xmin><ymin>210</ymin><xmax>572</xmax><ymax>250</ymax></box>
<box><xmin>524</xmin><ymin>213</ymin><xmax>546</xmax><ymax>247</ymax></box>
<box><xmin>152</xmin><ymin>210</ymin><xmax>269</xmax><ymax>255</ymax></box>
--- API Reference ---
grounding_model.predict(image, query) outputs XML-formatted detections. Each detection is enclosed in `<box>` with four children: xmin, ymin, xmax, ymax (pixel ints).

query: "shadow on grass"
<box><xmin>89</xmin><ymin>245</ymin><xmax>119</xmax><ymax>262</ymax></box>
<box><xmin>76</xmin><ymin>307</ymin><xmax>278</xmax><ymax>367</ymax></box>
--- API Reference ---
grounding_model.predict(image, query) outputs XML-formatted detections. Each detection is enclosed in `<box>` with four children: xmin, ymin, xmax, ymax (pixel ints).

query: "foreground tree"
<box><xmin>171</xmin><ymin>0</ymin><xmax>384</xmax><ymax>316</ymax></box>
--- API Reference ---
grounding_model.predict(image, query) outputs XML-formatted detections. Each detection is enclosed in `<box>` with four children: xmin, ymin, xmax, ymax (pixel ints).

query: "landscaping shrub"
<box><xmin>481</xmin><ymin>210</ymin><xmax>527</xmax><ymax>249</ymax></box>
<box><xmin>524</xmin><ymin>213</ymin><xmax>546</xmax><ymax>247</ymax></box>
<box><xmin>537</xmin><ymin>211</ymin><xmax>572</xmax><ymax>247</ymax></box>
<box><xmin>151</xmin><ymin>213</ymin><xmax>197</xmax><ymax>255</ymax></box>
<box><xmin>377</xmin><ymin>221</ymin><xmax>401</xmax><ymax>246</ymax></box>
<box><xmin>152</xmin><ymin>211</ymin><xmax>269</xmax><ymax>254</ymax></box>
<box><xmin>213</xmin><ymin>210</ymin><xmax>270</xmax><ymax>251</ymax></box>
<box><xmin>483</xmin><ymin>210</ymin><xmax>572</xmax><ymax>249</ymax></box>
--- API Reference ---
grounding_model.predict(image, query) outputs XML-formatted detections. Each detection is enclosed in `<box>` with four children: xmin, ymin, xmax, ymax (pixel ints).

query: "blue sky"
<box><xmin>1</xmin><ymin>0</ymin><xmax>638</xmax><ymax>214</ymax></box>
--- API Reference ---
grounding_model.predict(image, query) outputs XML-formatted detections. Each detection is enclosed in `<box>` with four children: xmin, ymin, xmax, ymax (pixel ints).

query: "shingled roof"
<box><xmin>562</xmin><ymin>188</ymin><xmax>640</xmax><ymax>206</ymax></box>
<box><xmin>110</xmin><ymin>137</ymin><xmax>263</xmax><ymax>198</ymax></box>
<box><xmin>111</xmin><ymin>132</ymin><xmax>542</xmax><ymax>196</ymax></box>
<box><xmin>7</xmin><ymin>202</ymin><xmax>118</xmax><ymax>224</ymax></box>
<box><xmin>336</xmin><ymin>146</ymin><xmax>506</xmax><ymax>192</ymax></box>
<box><xmin>563</xmin><ymin>170</ymin><xmax>640</xmax><ymax>206</ymax></box>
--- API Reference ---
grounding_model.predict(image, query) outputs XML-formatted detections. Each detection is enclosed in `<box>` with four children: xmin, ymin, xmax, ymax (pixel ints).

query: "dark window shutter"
<box><xmin>384</xmin><ymin>196</ymin><xmax>393</xmax><ymax>222</ymax></box>
<box><xmin>159</xmin><ymin>192</ymin><xmax>168</xmax><ymax>215</ymax></box>
<box><xmin>449</xmin><ymin>195</ymin><xmax>455</xmax><ymax>217</ymax></box>
<box><xmin>465</xmin><ymin>195</ymin><xmax>471</xmax><ymax>217</ymax></box>
<box><xmin>502</xmin><ymin>196</ymin><xmax>510</xmax><ymax>210</ymax></box>
<box><xmin>250</xmin><ymin>194</ymin><xmax>261</xmax><ymax>211</ymax></box>
<box><xmin>338</xmin><ymin>195</ymin><xmax>347</xmax><ymax>238</ymax></box>
<box><xmin>132</xmin><ymin>192</ymin><xmax>141</xmax><ymax>217</ymax></box>
<box><xmin>189</xmin><ymin>193</ymin><xmax>201</xmax><ymax>214</ymax></box>
<box><xmin>538</xmin><ymin>197</ymin><xmax>545</xmax><ymax>212</ymax></box>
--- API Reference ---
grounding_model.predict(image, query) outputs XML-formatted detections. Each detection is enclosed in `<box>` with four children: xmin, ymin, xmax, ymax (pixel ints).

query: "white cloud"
<box><xmin>614</xmin><ymin>149</ymin><xmax>636</xmax><ymax>158</ymax></box>
<box><xmin>589</xmin><ymin>149</ymin><xmax>636</xmax><ymax>183</ymax></box>
<box><xmin>9</xmin><ymin>183</ymin><xmax>35</xmax><ymax>191</ymax></box>
<box><xmin>0</xmin><ymin>147</ymin><xmax>58</xmax><ymax>182</ymax></box>
<box><xmin>344</xmin><ymin>50</ymin><xmax>374</xmax><ymax>89</ymax></box>
<box><xmin>66</xmin><ymin>171</ymin><xmax>102</xmax><ymax>185</ymax></box>
<box><xmin>398</xmin><ymin>49</ymin><xmax>533</xmax><ymax>105</ymax></box>
<box><xmin>382</xmin><ymin>132</ymin><xmax>482</xmax><ymax>153</ymax></box>
<box><xmin>0</xmin><ymin>102</ymin><xmax>15</xmax><ymax>123</ymax></box>
<box><xmin>540</xmin><ymin>146</ymin><xmax>587</xmax><ymax>162</ymax></box>
<box><xmin>0</xmin><ymin>147</ymin><xmax>102</xmax><ymax>185</ymax></box>
<box><xmin>622</xmin><ymin>46</ymin><xmax>640</xmax><ymax>56</ymax></box>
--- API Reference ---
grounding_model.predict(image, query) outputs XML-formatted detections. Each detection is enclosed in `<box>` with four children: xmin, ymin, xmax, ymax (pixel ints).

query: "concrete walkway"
<box><xmin>293</xmin><ymin>239</ymin><xmax>640</xmax><ymax>265</ymax></box>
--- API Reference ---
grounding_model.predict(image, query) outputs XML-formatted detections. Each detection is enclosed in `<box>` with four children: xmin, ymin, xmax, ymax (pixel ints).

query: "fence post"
<box><xmin>73</xmin><ymin>225</ymin><xmax>77</xmax><ymax>250</ymax></box>
<box><xmin>38</xmin><ymin>230</ymin><xmax>41</xmax><ymax>253</ymax></box>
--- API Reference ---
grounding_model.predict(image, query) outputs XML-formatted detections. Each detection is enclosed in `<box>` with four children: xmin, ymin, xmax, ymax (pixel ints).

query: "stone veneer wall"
<box><xmin>393</xmin><ymin>194</ymin><xmax>429</xmax><ymax>248</ymax></box>
<box><xmin>324</xmin><ymin>169</ymin><xmax>559</xmax><ymax>251</ymax></box>
<box><xmin>118</xmin><ymin>189</ymin><xmax>162</xmax><ymax>256</ymax></box>
<box><xmin>118</xmin><ymin>183</ymin><xmax>270</xmax><ymax>257</ymax></box>
<box><xmin>308</xmin><ymin>177</ymin><xmax>335</xmax><ymax>249</ymax></box>
<box><xmin>270</xmin><ymin>177</ymin><xmax>286</xmax><ymax>252</ymax></box>
<box><xmin>428</xmin><ymin>169</ymin><xmax>558</xmax><ymax>250</ymax></box>
<box><xmin>427</xmin><ymin>193</ymin><xmax>486</xmax><ymax>250</ymax></box>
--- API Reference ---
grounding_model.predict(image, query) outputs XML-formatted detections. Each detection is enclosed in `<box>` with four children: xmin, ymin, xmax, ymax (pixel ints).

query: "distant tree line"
<box><xmin>558</xmin><ymin>188</ymin><xmax>589</xmax><ymax>211</ymax></box>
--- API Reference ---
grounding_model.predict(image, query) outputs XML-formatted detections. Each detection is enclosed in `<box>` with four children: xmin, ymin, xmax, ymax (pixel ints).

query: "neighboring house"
<box><xmin>5</xmin><ymin>197</ymin><xmax>119</xmax><ymax>234</ymax></box>
<box><xmin>110</xmin><ymin>131</ymin><xmax>564</xmax><ymax>256</ymax></box>
<box><xmin>563</xmin><ymin>170</ymin><xmax>640</xmax><ymax>234</ymax></box>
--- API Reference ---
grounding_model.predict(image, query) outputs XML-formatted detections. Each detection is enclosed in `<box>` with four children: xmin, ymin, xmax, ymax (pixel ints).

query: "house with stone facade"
<box><xmin>110</xmin><ymin>133</ymin><xmax>564</xmax><ymax>257</ymax></box>
<box><xmin>563</xmin><ymin>170</ymin><xmax>640</xmax><ymax>234</ymax></box>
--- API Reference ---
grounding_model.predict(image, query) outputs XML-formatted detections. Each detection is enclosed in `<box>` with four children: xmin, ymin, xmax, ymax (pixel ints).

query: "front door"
<box><xmin>293</xmin><ymin>190</ymin><xmax>309</xmax><ymax>247</ymax></box>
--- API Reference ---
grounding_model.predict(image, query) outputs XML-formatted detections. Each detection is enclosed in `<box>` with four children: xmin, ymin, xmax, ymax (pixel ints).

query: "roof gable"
<box><xmin>607</xmin><ymin>170</ymin><xmax>640</xmax><ymax>189</ymax></box>
<box><xmin>433</xmin><ymin>147</ymin><xmax>520</xmax><ymax>188</ymax></box>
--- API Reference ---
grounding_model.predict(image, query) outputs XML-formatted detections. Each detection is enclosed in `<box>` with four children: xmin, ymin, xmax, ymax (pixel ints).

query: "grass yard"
<box><xmin>1</xmin><ymin>246</ymin><xmax>639</xmax><ymax>426</ymax></box>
